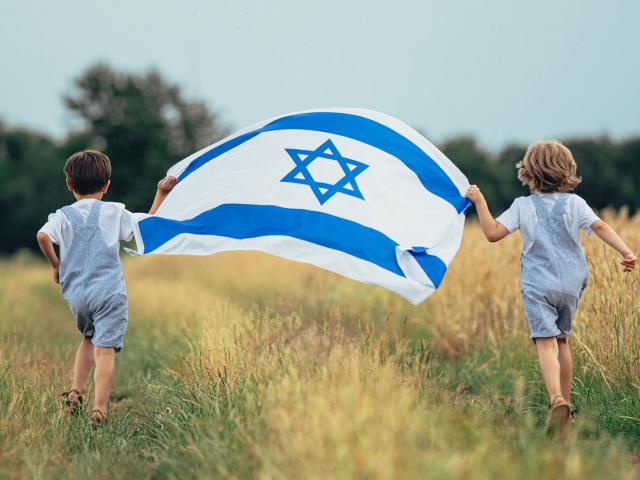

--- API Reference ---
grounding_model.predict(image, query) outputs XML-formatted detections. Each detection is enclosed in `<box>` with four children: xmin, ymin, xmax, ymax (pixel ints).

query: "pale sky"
<box><xmin>1</xmin><ymin>0</ymin><xmax>639</xmax><ymax>149</ymax></box>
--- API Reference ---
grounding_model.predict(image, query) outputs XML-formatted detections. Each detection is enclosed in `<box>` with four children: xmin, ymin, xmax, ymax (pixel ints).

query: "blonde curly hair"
<box><xmin>516</xmin><ymin>140</ymin><xmax>581</xmax><ymax>193</ymax></box>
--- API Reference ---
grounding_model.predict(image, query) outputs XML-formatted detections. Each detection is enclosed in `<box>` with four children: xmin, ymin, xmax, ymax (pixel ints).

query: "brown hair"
<box><xmin>63</xmin><ymin>150</ymin><xmax>112</xmax><ymax>195</ymax></box>
<box><xmin>516</xmin><ymin>140</ymin><xmax>581</xmax><ymax>193</ymax></box>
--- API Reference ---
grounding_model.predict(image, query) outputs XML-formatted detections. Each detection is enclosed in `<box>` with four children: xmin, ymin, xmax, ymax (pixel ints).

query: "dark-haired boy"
<box><xmin>36</xmin><ymin>150</ymin><xmax>177</xmax><ymax>424</ymax></box>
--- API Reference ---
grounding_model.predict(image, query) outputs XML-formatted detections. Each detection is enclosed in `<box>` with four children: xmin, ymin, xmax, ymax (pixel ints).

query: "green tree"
<box><xmin>63</xmin><ymin>64</ymin><xmax>226</xmax><ymax>211</ymax></box>
<box><xmin>440</xmin><ymin>136</ymin><xmax>511</xmax><ymax>213</ymax></box>
<box><xmin>494</xmin><ymin>144</ymin><xmax>529</xmax><ymax>210</ymax></box>
<box><xmin>0</xmin><ymin>124</ymin><xmax>68</xmax><ymax>252</ymax></box>
<box><xmin>565</xmin><ymin>138</ymin><xmax>620</xmax><ymax>211</ymax></box>
<box><xmin>613</xmin><ymin>138</ymin><xmax>640</xmax><ymax>215</ymax></box>
<box><xmin>0</xmin><ymin>64</ymin><xmax>226</xmax><ymax>254</ymax></box>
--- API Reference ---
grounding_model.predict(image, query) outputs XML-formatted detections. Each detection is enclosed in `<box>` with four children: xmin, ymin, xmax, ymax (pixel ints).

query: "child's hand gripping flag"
<box><xmin>129</xmin><ymin>108</ymin><xmax>471</xmax><ymax>304</ymax></box>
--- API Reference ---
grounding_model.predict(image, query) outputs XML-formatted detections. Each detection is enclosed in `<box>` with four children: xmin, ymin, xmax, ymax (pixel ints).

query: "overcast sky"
<box><xmin>1</xmin><ymin>0</ymin><xmax>638</xmax><ymax>149</ymax></box>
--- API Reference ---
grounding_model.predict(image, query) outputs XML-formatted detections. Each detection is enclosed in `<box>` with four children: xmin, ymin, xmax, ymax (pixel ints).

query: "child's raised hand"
<box><xmin>149</xmin><ymin>176</ymin><xmax>179</xmax><ymax>214</ymax></box>
<box><xmin>157</xmin><ymin>176</ymin><xmax>178</xmax><ymax>195</ymax></box>
<box><xmin>465</xmin><ymin>185</ymin><xmax>486</xmax><ymax>205</ymax></box>
<box><xmin>621</xmin><ymin>252</ymin><xmax>637</xmax><ymax>272</ymax></box>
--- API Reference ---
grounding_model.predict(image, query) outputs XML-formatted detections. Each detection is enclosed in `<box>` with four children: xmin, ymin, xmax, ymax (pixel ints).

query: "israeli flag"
<box><xmin>130</xmin><ymin>108</ymin><xmax>470</xmax><ymax>304</ymax></box>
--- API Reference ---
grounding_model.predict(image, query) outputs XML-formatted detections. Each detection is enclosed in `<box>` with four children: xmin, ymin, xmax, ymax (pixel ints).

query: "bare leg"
<box><xmin>557</xmin><ymin>339</ymin><xmax>573</xmax><ymax>405</ymax></box>
<box><xmin>535</xmin><ymin>337</ymin><xmax>564</xmax><ymax>403</ymax></box>
<box><xmin>93</xmin><ymin>347</ymin><xmax>115</xmax><ymax>417</ymax></box>
<box><xmin>69</xmin><ymin>337</ymin><xmax>94</xmax><ymax>401</ymax></box>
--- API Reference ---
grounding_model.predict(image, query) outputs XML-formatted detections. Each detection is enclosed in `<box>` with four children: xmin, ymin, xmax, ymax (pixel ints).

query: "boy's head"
<box><xmin>64</xmin><ymin>150</ymin><xmax>111</xmax><ymax>195</ymax></box>
<box><xmin>516</xmin><ymin>140</ymin><xmax>581</xmax><ymax>193</ymax></box>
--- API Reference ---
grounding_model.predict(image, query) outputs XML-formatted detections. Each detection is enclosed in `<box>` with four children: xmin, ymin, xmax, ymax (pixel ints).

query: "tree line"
<box><xmin>1</xmin><ymin>64</ymin><xmax>638</xmax><ymax>254</ymax></box>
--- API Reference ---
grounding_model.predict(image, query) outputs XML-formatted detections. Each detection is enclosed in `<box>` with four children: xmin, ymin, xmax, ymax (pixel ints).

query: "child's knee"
<box><xmin>93</xmin><ymin>346</ymin><xmax>115</xmax><ymax>357</ymax></box>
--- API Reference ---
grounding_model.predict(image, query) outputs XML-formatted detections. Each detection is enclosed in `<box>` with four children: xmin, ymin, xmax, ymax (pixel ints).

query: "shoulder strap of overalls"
<box><xmin>60</xmin><ymin>205</ymin><xmax>84</xmax><ymax>226</ymax></box>
<box><xmin>530</xmin><ymin>193</ymin><xmax>569</xmax><ymax>217</ymax></box>
<box><xmin>86</xmin><ymin>200</ymin><xmax>103</xmax><ymax>226</ymax></box>
<box><xmin>549</xmin><ymin>193</ymin><xmax>570</xmax><ymax>219</ymax></box>
<box><xmin>529</xmin><ymin>194</ymin><xmax>547</xmax><ymax>221</ymax></box>
<box><xmin>531</xmin><ymin>193</ymin><xmax>570</xmax><ymax>235</ymax></box>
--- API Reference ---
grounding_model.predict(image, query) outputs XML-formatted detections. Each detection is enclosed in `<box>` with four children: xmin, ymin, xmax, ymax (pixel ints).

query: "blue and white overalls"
<box><xmin>59</xmin><ymin>201</ymin><xmax>128</xmax><ymax>351</ymax></box>
<box><xmin>520</xmin><ymin>193</ymin><xmax>589</xmax><ymax>339</ymax></box>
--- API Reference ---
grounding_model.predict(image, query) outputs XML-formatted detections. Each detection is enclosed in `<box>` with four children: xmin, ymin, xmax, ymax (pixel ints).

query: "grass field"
<box><xmin>1</xmin><ymin>214</ymin><xmax>639</xmax><ymax>479</ymax></box>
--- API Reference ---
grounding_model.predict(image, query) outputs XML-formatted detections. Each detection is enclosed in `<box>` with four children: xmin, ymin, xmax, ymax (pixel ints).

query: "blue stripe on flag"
<box><xmin>138</xmin><ymin>204</ymin><xmax>447</xmax><ymax>288</ymax></box>
<box><xmin>178</xmin><ymin>112</ymin><xmax>470</xmax><ymax>214</ymax></box>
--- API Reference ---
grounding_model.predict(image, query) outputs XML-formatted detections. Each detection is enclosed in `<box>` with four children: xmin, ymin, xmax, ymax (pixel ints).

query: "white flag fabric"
<box><xmin>129</xmin><ymin>108</ymin><xmax>470</xmax><ymax>304</ymax></box>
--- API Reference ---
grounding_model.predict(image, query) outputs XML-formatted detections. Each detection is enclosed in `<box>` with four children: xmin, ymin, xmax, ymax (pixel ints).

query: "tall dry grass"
<box><xmin>428</xmin><ymin>210</ymin><xmax>640</xmax><ymax>381</ymax></box>
<box><xmin>0</xmin><ymin>214</ymin><xmax>638</xmax><ymax>478</ymax></box>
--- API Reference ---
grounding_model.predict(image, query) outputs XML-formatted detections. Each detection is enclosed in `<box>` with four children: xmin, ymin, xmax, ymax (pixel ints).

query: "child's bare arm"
<box><xmin>36</xmin><ymin>232</ymin><xmax>60</xmax><ymax>283</ymax></box>
<box><xmin>149</xmin><ymin>176</ymin><xmax>178</xmax><ymax>215</ymax></box>
<box><xmin>465</xmin><ymin>185</ymin><xmax>509</xmax><ymax>242</ymax></box>
<box><xmin>590</xmin><ymin>220</ymin><xmax>636</xmax><ymax>272</ymax></box>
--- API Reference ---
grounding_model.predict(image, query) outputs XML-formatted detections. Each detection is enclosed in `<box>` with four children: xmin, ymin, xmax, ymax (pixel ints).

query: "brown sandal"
<box><xmin>90</xmin><ymin>408</ymin><xmax>107</xmax><ymax>426</ymax></box>
<box><xmin>546</xmin><ymin>395</ymin><xmax>570</xmax><ymax>436</ymax></box>
<box><xmin>61</xmin><ymin>389</ymin><xmax>84</xmax><ymax>414</ymax></box>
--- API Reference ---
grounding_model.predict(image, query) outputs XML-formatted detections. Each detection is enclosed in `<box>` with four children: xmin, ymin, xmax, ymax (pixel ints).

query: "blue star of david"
<box><xmin>280</xmin><ymin>139</ymin><xmax>369</xmax><ymax>205</ymax></box>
